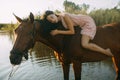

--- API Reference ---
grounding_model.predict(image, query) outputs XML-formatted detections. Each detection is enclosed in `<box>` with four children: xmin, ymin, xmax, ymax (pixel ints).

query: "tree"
<box><xmin>63</xmin><ymin>1</ymin><xmax>89</xmax><ymax>14</ymax></box>
<box><xmin>89</xmin><ymin>8</ymin><xmax>120</xmax><ymax>26</ymax></box>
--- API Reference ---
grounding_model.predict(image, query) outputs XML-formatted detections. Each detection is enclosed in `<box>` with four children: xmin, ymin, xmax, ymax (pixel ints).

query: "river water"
<box><xmin>0</xmin><ymin>32</ymin><xmax>116</xmax><ymax>80</ymax></box>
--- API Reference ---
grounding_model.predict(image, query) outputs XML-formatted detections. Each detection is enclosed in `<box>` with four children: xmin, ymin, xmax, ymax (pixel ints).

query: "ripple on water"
<box><xmin>5</xmin><ymin>56</ymin><xmax>64</xmax><ymax>80</ymax></box>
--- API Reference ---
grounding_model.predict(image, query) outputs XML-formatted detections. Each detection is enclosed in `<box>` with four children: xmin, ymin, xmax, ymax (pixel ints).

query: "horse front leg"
<box><xmin>112</xmin><ymin>57</ymin><xmax>120</xmax><ymax>80</ymax></box>
<box><xmin>72</xmin><ymin>60</ymin><xmax>82</xmax><ymax>80</ymax></box>
<box><xmin>54</xmin><ymin>51</ymin><xmax>70</xmax><ymax>80</ymax></box>
<box><xmin>62</xmin><ymin>62</ymin><xmax>70</xmax><ymax>80</ymax></box>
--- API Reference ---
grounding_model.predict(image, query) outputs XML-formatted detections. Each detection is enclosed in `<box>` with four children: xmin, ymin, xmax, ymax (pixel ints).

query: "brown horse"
<box><xmin>9</xmin><ymin>13</ymin><xmax>120</xmax><ymax>80</ymax></box>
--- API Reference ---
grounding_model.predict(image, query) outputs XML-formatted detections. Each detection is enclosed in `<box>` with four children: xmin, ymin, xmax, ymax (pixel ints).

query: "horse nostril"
<box><xmin>23</xmin><ymin>53</ymin><xmax>28</xmax><ymax>60</ymax></box>
<box><xmin>9</xmin><ymin>49</ymin><xmax>23</xmax><ymax>65</ymax></box>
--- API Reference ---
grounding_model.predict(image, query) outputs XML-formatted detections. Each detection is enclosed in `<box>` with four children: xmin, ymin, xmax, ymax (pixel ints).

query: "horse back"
<box><xmin>63</xmin><ymin>23</ymin><xmax>120</xmax><ymax>62</ymax></box>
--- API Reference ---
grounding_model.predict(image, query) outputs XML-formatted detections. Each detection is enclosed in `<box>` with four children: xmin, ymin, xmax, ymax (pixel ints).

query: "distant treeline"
<box><xmin>1</xmin><ymin>0</ymin><xmax>120</xmax><ymax>31</ymax></box>
<box><xmin>89</xmin><ymin>8</ymin><xmax>120</xmax><ymax>26</ymax></box>
<box><xmin>63</xmin><ymin>0</ymin><xmax>120</xmax><ymax>26</ymax></box>
<box><xmin>35</xmin><ymin>1</ymin><xmax>120</xmax><ymax>26</ymax></box>
<box><xmin>0</xmin><ymin>23</ymin><xmax>18</xmax><ymax>31</ymax></box>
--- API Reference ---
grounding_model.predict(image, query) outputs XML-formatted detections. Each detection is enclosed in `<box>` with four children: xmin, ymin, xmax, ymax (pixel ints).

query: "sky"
<box><xmin>0</xmin><ymin>0</ymin><xmax>119</xmax><ymax>23</ymax></box>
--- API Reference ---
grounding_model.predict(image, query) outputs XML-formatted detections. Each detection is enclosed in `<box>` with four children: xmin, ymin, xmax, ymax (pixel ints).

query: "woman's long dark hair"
<box><xmin>40</xmin><ymin>10</ymin><xmax>59</xmax><ymax>37</ymax></box>
<box><xmin>42</xmin><ymin>10</ymin><xmax>54</xmax><ymax>20</ymax></box>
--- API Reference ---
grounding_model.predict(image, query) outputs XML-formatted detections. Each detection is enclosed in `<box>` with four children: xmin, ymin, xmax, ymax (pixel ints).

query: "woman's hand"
<box><xmin>50</xmin><ymin>29</ymin><xmax>59</xmax><ymax>36</ymax></box>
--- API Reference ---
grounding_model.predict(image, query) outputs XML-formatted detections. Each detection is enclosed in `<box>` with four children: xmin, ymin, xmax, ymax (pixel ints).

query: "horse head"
<box><xmin>10</xmin><ymin>13</ymin><xmax>37</xmax><ymax>65</ymax></box>
<box><xmin>10</xmin><ymin>12</ymin><xmax>65</xmax><ymax>65</ymax></box>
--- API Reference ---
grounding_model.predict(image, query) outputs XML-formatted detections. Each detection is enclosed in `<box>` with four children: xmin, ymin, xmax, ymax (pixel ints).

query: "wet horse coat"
<box><xmin>10</xmin><ymin>13</ymin><xmax>120</xmax><ymax>80</ymax></box>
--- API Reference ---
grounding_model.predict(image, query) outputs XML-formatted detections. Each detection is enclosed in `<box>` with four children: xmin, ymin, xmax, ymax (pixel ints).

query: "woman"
<box><xmin>42</xmin><ymin>10</ymin><xmax>113</xmax><ymax>56</ymax></box>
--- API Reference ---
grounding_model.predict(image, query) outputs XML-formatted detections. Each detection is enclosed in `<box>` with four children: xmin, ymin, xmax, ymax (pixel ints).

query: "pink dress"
<box><xmin>60</xmin><ymin>13</ymin><xmax>96</xmax><ymax>40</ymax></box>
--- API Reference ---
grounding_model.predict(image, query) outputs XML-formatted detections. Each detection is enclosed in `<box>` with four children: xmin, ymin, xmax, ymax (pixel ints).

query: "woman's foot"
<box><xmin>105</xmin><ymin>48</ymin><xmax>113</xmax><ymax>57</ymax></box>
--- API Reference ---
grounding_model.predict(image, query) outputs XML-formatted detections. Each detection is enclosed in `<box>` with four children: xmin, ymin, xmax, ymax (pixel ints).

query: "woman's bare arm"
<box><xmin>50</xmin><ymin>14</ymin><xmax>75</xmax><ymax>36</ymax></box>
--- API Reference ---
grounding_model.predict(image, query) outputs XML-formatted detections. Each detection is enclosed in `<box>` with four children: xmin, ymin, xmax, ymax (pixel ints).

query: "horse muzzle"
<box><xmin>10</xmin><ymin>49</ymin><xmax>28</xmax><ymax>65</ymax></box>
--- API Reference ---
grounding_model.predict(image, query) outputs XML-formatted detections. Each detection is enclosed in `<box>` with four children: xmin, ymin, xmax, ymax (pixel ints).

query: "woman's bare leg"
<box><xmin>81</xmin><ymin>34</ymin><xmax>113</xmax><ymax>56</ymax></box>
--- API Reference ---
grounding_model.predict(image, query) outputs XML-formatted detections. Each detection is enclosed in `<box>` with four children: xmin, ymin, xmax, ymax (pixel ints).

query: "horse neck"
<box><xmin>35</xmin><ymin>20</ymin><xmax>64</xmax><ymax>53</ymax></box>
<box><xmin>36</xmin><ymin>34</ymin><xmax>64</xmax><ymax>53</ymax></box>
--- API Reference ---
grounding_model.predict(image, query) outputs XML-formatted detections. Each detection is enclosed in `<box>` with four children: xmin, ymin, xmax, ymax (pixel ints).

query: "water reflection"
<box><xmin>0</xmin><ymin>32</ymin><xmax>116</xmax><ymax>80</ymax></box>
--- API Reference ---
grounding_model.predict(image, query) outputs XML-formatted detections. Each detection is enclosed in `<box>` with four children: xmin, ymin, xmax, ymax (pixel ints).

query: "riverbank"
<box><xmin>0</xmin><ymin>30</ymin><xmax>11</xmax><ymax>33</ymax></box>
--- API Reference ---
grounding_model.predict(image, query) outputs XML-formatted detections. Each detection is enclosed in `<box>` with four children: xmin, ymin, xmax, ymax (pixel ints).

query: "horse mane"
<box><xmin>35</xmin><ymin>19</ymin><xmax>120</xmax><ymax>41</ymax></box>
<box><xmin>35</xmin><ymin>19</ymin><xmax>65</xmax><ymax>37</ymax></box>
<box><xmin>34</xmin><ymin>19</ymin><xmax>70</xmax><ymax>53</ymax></box>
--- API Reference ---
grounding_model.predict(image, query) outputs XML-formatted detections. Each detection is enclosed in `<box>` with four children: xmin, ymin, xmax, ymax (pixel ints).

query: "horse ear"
<box><xmin>13</xmin><ymin>13</ymin><xmax>23</xmax><ymax>23</ymax></box>
<box><xmin>29</xmin><ymin>12</ymin><xmax>34</xmax><ymax>23</ymax></box>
